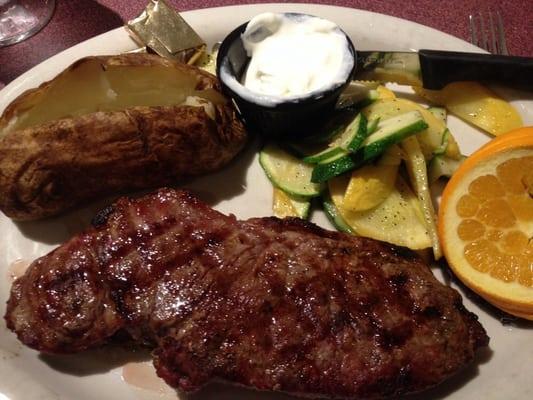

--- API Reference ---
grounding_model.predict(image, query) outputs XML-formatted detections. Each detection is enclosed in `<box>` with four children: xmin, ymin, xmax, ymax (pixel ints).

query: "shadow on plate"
<box><xmin>14</xmin><ymin>195</ymin><xmax>117</xmax><ymax>245</ymax></box>
<box><xmin>184</xmin><ymin>381</ymin><xmax>299</xmax><ymax>400</ymax></box>
<box><xmin>12</xmin><ymin>138</ymin><xmax>258</xmax><ymax>245</ymax></box>
<box><xmin>39</xmin><ymin>344</ymin><xmax>151</xmax><ymax>376</ymax></box>
<box><xmin>184</xmin><ymin>135</ymin><xmax>259</xmax><ymax>206</ymax></box>
<box><xmin>402</xmin><ymin>345</ymin><xmax>493</xmax><ymax>400</ymax></box>
<box><xmin>183</xmin><ymin>347</ymin><xmax>492</xmax><ymax>400</ymax></box>
<box><xmin>438</xmin><ymin>259</ymin><xmax>533</xmax><ymax>330</ymax></box>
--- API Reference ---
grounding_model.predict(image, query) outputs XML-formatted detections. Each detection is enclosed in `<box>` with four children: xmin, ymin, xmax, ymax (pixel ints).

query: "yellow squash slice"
<box><xmin>329</xmin><ymin>174</ymin><xmax>432</xmax><ymax>249</ymax></box>
<box><xmin>401</xmin><ymin>136</ymin><xmax>442</xmax><ymax>259</ymax></box>
<box><xmin>343</xmin><ymin>164</ymin><xmax>398</xmax><ymax>212</ymax></box>
<box><xmin>343</xmin><ymin>146</ymin><xmax>402</xmax><ymax>212</ymax></box>
<box><xmin>376</xmin><ymin>85</ymin><xmax>396</xmax><ymax>100</ymax></box>
<box><xmin>413</xmin><ymin>82</ymin><xmax>523</xmax><ymax>136</ymax></box>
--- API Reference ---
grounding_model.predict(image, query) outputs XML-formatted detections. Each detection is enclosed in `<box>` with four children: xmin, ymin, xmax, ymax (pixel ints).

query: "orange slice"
<box><xmin>439</xmin><ymin>127</ymin><xmax>533</xmax><ymax>318</ymax></box>
<box><xmin>485</xmin><ymin>296</ymin><xmax>533</xmax><ymax>321</ymax></box>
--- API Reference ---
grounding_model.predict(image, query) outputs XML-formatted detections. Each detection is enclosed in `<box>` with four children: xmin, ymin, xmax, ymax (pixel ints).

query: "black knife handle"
<box><xmin>418</xmin><ymin>49</ymin><xmax>533</xmax><ymax>91</ymax></box>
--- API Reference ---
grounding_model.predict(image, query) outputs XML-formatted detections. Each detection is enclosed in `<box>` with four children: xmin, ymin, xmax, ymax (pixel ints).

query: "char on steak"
<box><xmin>4</xmin><ymin>188</ymin><xmax>489</xmax><ymax>399</ymax></box>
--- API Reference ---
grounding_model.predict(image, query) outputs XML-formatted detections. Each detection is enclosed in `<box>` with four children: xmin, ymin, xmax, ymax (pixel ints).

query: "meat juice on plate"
<box><xmin>122</xmin><ymin>361</ymin><xmax>173</xmax><ymax>394</ymax></box>
<box><xmin>6</xmin><ymin>259</ymin><xmax>30</xmax><ymax>281</ymax></box>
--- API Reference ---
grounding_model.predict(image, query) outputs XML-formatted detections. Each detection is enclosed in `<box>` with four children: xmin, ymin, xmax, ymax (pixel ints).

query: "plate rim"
<box><xmin>0</xmin><ymin>3</ymin><xmax>531</xmax><ymax>400</ymax></box>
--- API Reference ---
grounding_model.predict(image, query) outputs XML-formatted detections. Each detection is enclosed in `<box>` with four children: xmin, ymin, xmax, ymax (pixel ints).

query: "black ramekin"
<box><xmin>216</xmin><ymin>14</ymin><xmax>357</xmax><ymax>138</ymax></box>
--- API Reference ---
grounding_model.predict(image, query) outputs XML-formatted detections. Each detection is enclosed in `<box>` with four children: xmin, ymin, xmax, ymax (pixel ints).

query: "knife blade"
<box><xmin>355</xmin><ymin>50</ymin><xmax>533</xmax><ymax>91</ymax></box>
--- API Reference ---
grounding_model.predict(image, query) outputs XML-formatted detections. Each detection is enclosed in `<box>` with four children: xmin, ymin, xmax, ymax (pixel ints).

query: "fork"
<box><xmin>469</xmin><ymin>11</ymin><xmax>509</xmax><ymax>55</ymax></box>
<box><xmin>402</xmin><ymin>10</ymin><xmax>532</xmax><ymax>90</ymax></box>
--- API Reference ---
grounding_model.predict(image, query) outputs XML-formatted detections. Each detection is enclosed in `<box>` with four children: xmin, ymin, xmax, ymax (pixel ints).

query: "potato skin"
<box><xmin>0</xmin><ymin>55</ymin><xmax>247</xmax><ymax>220</ymax></box>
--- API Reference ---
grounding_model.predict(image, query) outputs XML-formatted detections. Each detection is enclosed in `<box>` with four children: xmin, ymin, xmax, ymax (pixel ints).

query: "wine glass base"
<box><xmin>0</xmin><ymin>1</ymin><xmax>55</xmax><ymax>46</ymax></box>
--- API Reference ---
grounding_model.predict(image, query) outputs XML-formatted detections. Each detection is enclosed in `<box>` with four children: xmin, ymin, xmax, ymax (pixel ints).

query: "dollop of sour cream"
<box><xmin>241</xmin><ymin>13</ymin><xmax>354</xmax><ymax>99</ymax></box>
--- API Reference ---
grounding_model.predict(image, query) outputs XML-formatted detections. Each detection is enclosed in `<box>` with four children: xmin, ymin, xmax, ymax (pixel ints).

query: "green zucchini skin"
<box><xmin>311</xmin><ymin>112</ymin><xmax>428</xmax><ymax>183</ymax></box>
<box><xmin>345</xmin><ymin>114</ymin><xmax>369</xmax><ymax>152</ymax></box>
<box><xmin>322</xmin><ymin>195</ymin><xmax>354</xmax><ymax>234</ymax></box>
<box><xmin>432</xmin><ymin>128</ymin><xmax>450</xmax><ymax>156</ymax></box>
<box><xmin>303</xmin><ymin>112</ymin><xmax>367</xmax><ymax>164</ymax></box>
<box><xmin>312</xmin><ymin>153</ymin><xmax>358</xmax><ymax>183</ymax></box>
<box><xmin>302</xmin><ymin>146</ymin><xmax>345</xmax><ymax>164</ymax></box>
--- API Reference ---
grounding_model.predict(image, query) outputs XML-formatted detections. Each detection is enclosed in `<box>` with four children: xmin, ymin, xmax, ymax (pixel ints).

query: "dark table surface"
<box><xmin>0</xmin><ymin>0</ymin><xmax>532</xmax><ymax>88</ymax></box>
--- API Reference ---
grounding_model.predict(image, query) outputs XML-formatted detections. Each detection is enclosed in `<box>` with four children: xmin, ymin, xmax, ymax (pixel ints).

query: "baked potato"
<box><xmin>0</xmin><ymin>54</ymin><xmax>247</xmax><ymax>220</ymax></box>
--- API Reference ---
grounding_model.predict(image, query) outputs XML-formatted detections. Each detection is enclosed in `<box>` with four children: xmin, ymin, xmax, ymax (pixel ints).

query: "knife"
<box><xmin>355</xmin><ymin>50</ymin><xmax>533</xmax><ymax>91</ymax></box>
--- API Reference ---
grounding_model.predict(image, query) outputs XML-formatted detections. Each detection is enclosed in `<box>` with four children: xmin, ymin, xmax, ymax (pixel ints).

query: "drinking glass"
<box><xmin>0</xmin><ymin>0</ymin><xmax>55</xmax><ymax>46</ymax></box>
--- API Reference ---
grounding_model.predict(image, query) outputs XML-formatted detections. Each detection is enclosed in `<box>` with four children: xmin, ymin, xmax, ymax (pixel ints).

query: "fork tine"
<box><xmin>469</xmin><ymin>14</ymin><xmax>478</xmax><ymax>47</ymax></box>
<box><xmin>496</xmin><ymin>11</ymin><xmax>509</xmax><ymax>55</ymax></box>
<box><xmin>488</xmin><ymin>11</ymin><xmax>498</xmax><ymax>54</ymax></box>
<box><xmin>469</xmin><ymin>11</ymin><xmax>509</xmax><ymax>55</ymax></box>
<box><xmin>478</xmin><ymin>12</ymin><xmax>489</xmax><ymax>51</ymax></box>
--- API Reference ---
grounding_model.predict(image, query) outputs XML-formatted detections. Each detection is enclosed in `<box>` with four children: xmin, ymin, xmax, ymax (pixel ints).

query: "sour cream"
<box><xmin>241</xmin><ymin>13</ymin><xmax>354</xmax><ymax>98</ymax></box>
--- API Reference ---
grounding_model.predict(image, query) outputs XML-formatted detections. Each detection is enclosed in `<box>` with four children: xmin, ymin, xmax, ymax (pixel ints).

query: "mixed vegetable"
<box><xmin>259</xmin><ymin>83</ymin><xmax>466</xmax><ymax>258</ymax></box>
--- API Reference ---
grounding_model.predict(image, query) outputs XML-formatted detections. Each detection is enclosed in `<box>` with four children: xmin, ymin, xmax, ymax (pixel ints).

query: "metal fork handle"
<box><xmin>419</xmin><ymin>49</ymin><xmax>533</xmax><ymax>90</ymax></box>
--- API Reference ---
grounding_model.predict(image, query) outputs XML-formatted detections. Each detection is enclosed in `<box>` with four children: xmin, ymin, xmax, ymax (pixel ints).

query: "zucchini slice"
<box><xmin>311</xmin><ymin>151</ymin><xmax>356</xmax><ymax>183</ymax></box>
<box><xmin>273</xmin><ymin>187</ymin><xmax>311</xmax><ymax>219</ymax></box>
<box><xmin>304</xmin><ymin>113</ymin><xmax>368</xmax><ymax>163</ymax></box>
<box><xmin>323</xmin><ymin>194</ymin><xmax>355</xmax><ymax>234</ymax></box>
<box><xmin>342</xmin><ymin>113</ymin><xmax>369</xmax><ymax>152</ymax></box>
<box><xmin>259</xmin><ymin>144</ymin><xmax>324</xmax><ymax>198</ymax></box>
<box><xmin>302</xmin><ymin>146</ymin><xmax>345</xmax><ymax>164</ymax></box>
<box><xmin>366</xmin><ymin>117</ymin><xmax>380</xmax><ymax>135</ymax></box>
<box><xmin>401</xmin><ymin>136</ymin><xmax>442</xmax><ymax>259</ymax></box>
<box><xmin>362</xmin><ymin>98</ymin><xmax>461</xmax><ymax>160</ymax></box>
<box><xmin>432</xmin><ymin>128</ymin><xmax>450</xmax><ymax>156</ymax></box>
<box><xmin>428</xmin><ymin>154</ymin><xmax>465</xmax><ymax>183</ymax></box>
<box><xmin>337</xmin><ymin>81</ymin><xmax>380</xmax><ymax>109</ymax></box>
<box><xmin>311</xmin><ymin>111</ymin><xmax>428</xmax><ymax>183</ymax></box>
<box><xmin>427</xmin><ymin>106</ymin><xmax>447</xmax><ymax>123</ymax></box>
<box><xmin>361</xmin><ymin>110</ymin><xmax>428</xmax><ymax>151</ymax></box>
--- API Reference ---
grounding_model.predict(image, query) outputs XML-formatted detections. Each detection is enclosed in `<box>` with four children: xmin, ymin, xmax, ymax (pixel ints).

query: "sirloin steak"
<box><xmin>4</xmin><ymin>188</ymin><xmax>489</xmax><ymax>399</ymax></box>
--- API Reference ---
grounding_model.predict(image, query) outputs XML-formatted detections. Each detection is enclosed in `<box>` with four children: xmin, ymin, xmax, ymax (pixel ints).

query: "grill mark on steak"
<box><xmin>4</xmin><ymin>188</ymin><xmax>489</xmax><ymax>399</ymax></box>
<box><xmin>91</xmin><ymin>204</ymin><xmax>115</xmax><ymax>227</ymax></box>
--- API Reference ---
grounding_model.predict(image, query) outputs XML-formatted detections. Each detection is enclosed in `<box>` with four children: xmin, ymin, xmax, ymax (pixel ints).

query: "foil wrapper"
<box><xmin>127</xmin><ymin>0</ymin><xmax>206</xmax><ymax>64</ymax></box>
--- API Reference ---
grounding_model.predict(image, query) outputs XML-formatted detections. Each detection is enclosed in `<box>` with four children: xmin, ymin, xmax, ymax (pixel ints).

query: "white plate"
<box><xmin>1</xmin><ymin>3</ymin><xmax>532</xmax><ymax>400</ymax></box>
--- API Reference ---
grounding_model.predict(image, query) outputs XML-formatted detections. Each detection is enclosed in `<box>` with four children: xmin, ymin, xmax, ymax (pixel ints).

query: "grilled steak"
<box><xmin>4</xmin><ymin>188</ymin><xmax>489</xmax><ymax>399</ymax></box>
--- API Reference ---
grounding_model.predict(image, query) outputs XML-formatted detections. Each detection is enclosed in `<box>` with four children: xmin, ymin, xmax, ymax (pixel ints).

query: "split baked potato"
<box><xmin>0</xmin><ymin>54</ymin><xmax>247</xmax><ymax>220</ymax></box>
